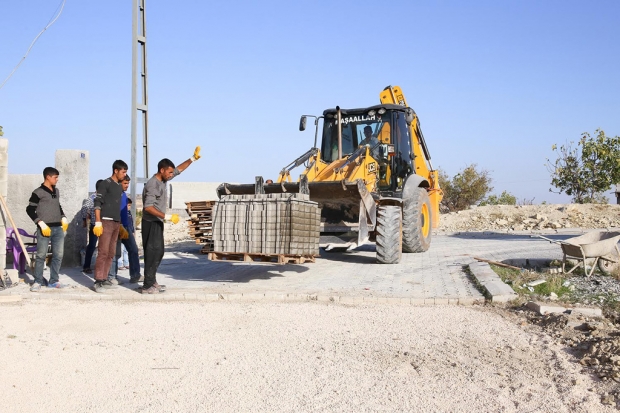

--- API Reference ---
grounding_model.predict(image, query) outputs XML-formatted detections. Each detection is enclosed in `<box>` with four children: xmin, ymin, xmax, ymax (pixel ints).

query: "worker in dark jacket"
<box><xmin>26</xmin><ymin>167</ymin><xmax>69</xmax><ymax>291</ymax></box>
<box><xmin>92</xmin><ymin>160</ymin><xmax>130</xmax><ymax>293</ymax></box>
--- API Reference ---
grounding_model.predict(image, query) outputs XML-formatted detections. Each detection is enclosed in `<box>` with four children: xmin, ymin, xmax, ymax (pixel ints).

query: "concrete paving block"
<box><xmin>264</xmin><ymin>293</ymin><xmax>287</xmax><ymax>301</ymax></box>
<box><xmin>424</xmin><ymin>298</ymin><xmax>436</xmax><ymax>305</ymax></box>
<box><xmin>526</xmin><ymin>301</ymin><xmax>567</xmax><ymax>315</ymax></box>
<box><xmin>458</xmin><ymin>297</ymin><xmax>477</xmax><ymax>306</ymax></box>
<box><xmin>243</xmin><ymin>293</ymin><xmax>265</xmax><ymax>301</ymax></box>
<box><xmin>434</xmin><ymin>298</ymin><xmax>450</xmax><ymax>305</ymax></box>
<box><xmin>447</xmin><ymin>298</ymin><xmax>459</xmax><ymax>305</ymax></box>
<box><xmin>119</xmin><ymin>293</ymin><xmax>137</xmax><ymax>301</ymax></box>
<box><xmin>36</xmin><ymin>293</ymin><xmax>57</xmax><ymax>300</ymax></box>
<box><xmin>316</xmin><ymin>295</ymin><xmax>335</xmax><ymax>303</ymax></box>
<box><xmin>571</xmin><ymin>307</ymin><xmax>603</xmax><ymax>317</ymax></box>
<box><xmin>75</xmin><ymin>294</ymin><xmax>94</xmax><ymax>301</ymax></box>
<box><xmin>224</xmin><ymin>293</ymin><xmax>243</xmax><ymax>301</ymax></box>
<box><xmin>0</xmin><ymin>295</ymin><xmax>22</xmax><ymax>303</ymax></box>
<box><xmin>385</xmin><ymin>297</ymin><xmax>403</xmax><ymax>305</ymax></box>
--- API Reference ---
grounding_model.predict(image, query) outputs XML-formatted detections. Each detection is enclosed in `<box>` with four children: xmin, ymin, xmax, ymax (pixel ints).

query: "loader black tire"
<box><xmin>376</xmin><ymin>205</ymin><xmax>402</xmax><ymax>264</ymax></box>
<box><xmin>402</xmin><ymin>187</ymin><xmax>432</xmax><ymax>253</ymax></box>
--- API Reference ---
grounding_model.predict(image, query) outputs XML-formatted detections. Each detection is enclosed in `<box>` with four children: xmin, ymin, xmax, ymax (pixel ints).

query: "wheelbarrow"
<box><xmin>533</xmin><ymin>231</ymin><xmax>620</xmax><ymax>277</ymax></box>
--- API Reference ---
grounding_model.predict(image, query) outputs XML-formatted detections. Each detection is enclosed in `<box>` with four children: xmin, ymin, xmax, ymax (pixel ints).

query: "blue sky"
<box><xmin>1</xmin><ymin>0</ymin><xmax>619</xmax><ymax>204</ymax></box>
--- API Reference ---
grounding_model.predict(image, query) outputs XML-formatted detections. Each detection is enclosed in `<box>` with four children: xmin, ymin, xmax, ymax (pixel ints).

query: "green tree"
<box><xmin>480</xmin><ymin>190</ymin><xmax>517</xmax><ymax>206</ymax></box>
<box><xmin>546</xmin><ymin>129</ymin><xmax>620</xmax><ymax>203</ymax></box>
<box><xmin>438</xmin><ymin>164</ymin><xmax>493</xmax><ymax>212</ymax></box>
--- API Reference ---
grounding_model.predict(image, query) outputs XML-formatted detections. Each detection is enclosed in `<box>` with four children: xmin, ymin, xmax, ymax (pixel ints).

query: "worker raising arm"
<box><xmin>140</xmin><ymin>146</ymin><xmax>201</xmax><ymax>294</ymax></box>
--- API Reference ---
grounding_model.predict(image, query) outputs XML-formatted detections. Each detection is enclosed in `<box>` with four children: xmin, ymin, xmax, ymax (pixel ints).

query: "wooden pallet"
<box><xmin>185</xmin><ymin>200</ymin><xmax>215</xmax><ymax>251</ymax></box>
<box><xmin>208</xmin><ymin>251</ymin><xmax>316</xmax><ymax>264</ymax></box>
<box><xmin>200</xmin><ymin>243</ymin><xmax>214</xmax><ymax>254</ymax></box>
<box><xmin>186</xmin><ymin>200</ymin><xmax>215</xmax><ymax>207</ymax></box>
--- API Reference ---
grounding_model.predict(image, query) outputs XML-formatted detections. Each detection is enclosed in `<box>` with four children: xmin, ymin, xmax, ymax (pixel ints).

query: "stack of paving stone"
<box><xmin>185</xmin><ymin>201</ymin><xmax>215</xmax><ymax>253</ymax></box>
<box><xmin>212</xmin><ymin>193</ymin><xmax>320</xmax><ymax>256</ymax></box>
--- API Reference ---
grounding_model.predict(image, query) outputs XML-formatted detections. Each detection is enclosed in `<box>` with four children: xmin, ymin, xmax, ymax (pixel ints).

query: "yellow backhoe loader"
<box><xmin>217</xmin><ymin>86</ymin><xmax>442</xmax><ymax>264</ymax></box>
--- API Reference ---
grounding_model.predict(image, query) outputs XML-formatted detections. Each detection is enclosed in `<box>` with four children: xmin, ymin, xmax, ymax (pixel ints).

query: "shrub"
<box><xmin>438</xmin><ymin>164</ymin><xmax>493</xmax><ymax>212</ymax></box>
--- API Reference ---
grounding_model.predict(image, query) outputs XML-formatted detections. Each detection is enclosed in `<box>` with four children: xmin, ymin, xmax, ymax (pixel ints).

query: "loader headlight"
<box><xmin>367</xmin><ymin>110</ymin><xmax>376</xmax><ymax>117</ymax></box>
<box><xmin>378</xmin><ymin>108</ymin><xmax>386</xmax><ymax>115</ymax></box>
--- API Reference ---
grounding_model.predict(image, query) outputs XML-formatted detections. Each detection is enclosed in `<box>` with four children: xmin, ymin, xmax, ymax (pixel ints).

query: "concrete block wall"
<box><xmin>6</xmin><ymin>174</ymin><xmax>41</xmax><ymax>233</ymax></box>
<box><xmin>55</xmin><ymin>150</ymin><xmax>89</xmax><ymax>267</ymax></box>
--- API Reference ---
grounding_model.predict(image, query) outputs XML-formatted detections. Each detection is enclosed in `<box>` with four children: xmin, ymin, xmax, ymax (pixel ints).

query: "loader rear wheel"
<box><xmin>376</xmin><ymin>205</ymin><xmax>402</xmax><ymax>264</ymax></box>
<box><xmin>402</xmin><ymin>187</ymin><xmax>432</xmax><ymax>253</ymax></box>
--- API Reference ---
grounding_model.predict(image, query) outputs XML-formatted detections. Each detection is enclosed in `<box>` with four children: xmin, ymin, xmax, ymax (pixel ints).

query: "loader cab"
<box><xmin>320</xmin><ymin>105</ymin><xmax>414</xmax><ymax>191</ymax></box>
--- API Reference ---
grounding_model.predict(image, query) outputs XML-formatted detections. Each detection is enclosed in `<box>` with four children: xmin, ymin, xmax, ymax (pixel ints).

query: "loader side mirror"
<box><xmin>405</xmin><ymin>109</ymin><xmax>415</xmax><ymax>124</ymax></box>
<box><xmin>299</xmin><ymin>116</ymin><xmax>307</xmax><ymax>131</ymax></box>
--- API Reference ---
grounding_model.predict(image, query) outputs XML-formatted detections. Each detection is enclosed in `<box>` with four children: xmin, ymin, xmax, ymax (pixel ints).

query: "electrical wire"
<box><xmin>0</xmin><ymin>0</ymin><xmax>67</xmax><ymax>91</ymax></box>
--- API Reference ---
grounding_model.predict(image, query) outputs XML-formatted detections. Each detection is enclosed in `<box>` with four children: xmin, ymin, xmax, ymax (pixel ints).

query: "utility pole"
<box><xmin>130</xmin><ymin>0</ymin><xmax>150</xmax><ymax>216</ymax></box>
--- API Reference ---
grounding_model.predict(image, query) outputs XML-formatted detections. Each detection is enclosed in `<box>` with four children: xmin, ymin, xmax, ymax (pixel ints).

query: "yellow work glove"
<box><xmin>119</xmin><ymin>226</ymin><xmax>129</xmax><ymax>240</ymax></box>
<box><xmin>61</xmin><ymin>217</ymin><xmax>69</xmax><ymax>232</ymax></box>
<box><xmin>191</xmin><ymin>146</ymin><xmax>201</xmax><ymax>161</ymax></box>
<box><xmin>37</xmin><ymin>221</ymin><xmax>51</xmax><ymax>237</ymax></box>
<box><xmin>93</xmin><ymin>222</ymin><xmax>103</xmax><ymax>237</ymax></box>
<box><xmin>165</xmin><ymin>214</ymin><xmax>180</xmax><ymax>224</ymax></box>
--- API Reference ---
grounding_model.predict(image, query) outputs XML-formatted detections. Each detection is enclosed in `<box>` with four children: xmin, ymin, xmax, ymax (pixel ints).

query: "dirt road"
<box><xmin>0</xmin><ymin>301</ymin><xmax>612</xmax><ymax>412</ymax></box>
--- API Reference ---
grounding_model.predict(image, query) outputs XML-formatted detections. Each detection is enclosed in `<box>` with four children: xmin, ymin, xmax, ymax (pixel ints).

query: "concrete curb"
<box><xmin>468</xmin><ymin>262</ymin><xmax>518</xmax><ymax>303</ymax></box>
<box><xmin>0</xmin><ymin>289</ymin><xmax>483</xmax><ymax>306</ymax></box>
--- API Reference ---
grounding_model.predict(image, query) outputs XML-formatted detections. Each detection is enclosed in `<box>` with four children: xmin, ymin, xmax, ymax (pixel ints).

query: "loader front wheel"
<box><xmin>402</xmin><ymin>187</ymin><xmax>432</xmax><ymax>253</ymax></box>
<box><xmin>376</xmin><ymin>205</ymin><xmax>402</xmax><ymax>264</ymax></box>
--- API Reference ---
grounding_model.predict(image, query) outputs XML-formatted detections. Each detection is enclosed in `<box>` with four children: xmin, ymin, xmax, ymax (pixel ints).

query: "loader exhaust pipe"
<box><xmin>336</xmin><ymin>106</ymin><xmax>342</xmax><ymax>159</ymax></box>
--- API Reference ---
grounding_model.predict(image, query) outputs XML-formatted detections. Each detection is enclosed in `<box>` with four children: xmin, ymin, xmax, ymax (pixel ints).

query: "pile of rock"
<box><xmin>522</xmin><ymin>306</ymin><xmax>620</xmax><ymax>405</ymax></box>
<box><xmin>438</xmin><ymin>204</ymin><xmax>620</xmax><ymax>233</ymax></box>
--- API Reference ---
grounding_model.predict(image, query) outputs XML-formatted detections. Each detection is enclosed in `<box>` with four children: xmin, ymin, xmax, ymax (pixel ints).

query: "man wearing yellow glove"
<box><xmin>92</xmin><ymin>160</ymin><xmax>128</xmax><ymax>293</ymax></box>
<box><xmin>107</xmin><ymin>175</ymin><xmax>141</xmax><ymax>284</ymax></box>
<box><xmin>26</xmin><ymin>167</ymin><xmax>68</xmax><ymax>291</ymax></box>
<box><xmin>140</xmin><ymin>146</ymin><xmax>200</xmax><ymax>294</ymax></box>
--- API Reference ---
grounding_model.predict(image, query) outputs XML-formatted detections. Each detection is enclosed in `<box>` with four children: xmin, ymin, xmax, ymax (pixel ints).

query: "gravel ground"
<box><xmin>0</xmin><ymin>301</ymin><xmax>614</xmax><ymax>413</ymax></box>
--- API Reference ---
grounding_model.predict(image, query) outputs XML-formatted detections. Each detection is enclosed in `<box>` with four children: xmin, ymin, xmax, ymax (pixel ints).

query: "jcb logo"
<box><xmin>367</xmin><ymin>162</ymin><xmax>377</xmax><ymax>174</ymax></box>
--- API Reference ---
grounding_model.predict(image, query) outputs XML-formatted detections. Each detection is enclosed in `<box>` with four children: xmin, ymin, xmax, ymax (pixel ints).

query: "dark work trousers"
<box><xmin>94</xmin><ymin>220</ymin><xmax>120</xmax><ymax>282</ymax></box>
<box><xmin>83</xmin><ymin>225</ymin><xmax>98</xmax><ymax>270</ymax></box>
<box><xmin>142</xmin><ymin>219</ymin><xmax>164</xmax><ymax>289</ymax></box>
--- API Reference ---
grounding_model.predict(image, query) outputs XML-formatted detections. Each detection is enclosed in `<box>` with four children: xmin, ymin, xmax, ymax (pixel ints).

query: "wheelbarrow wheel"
<box><xmin>598</xmin><ymin>258</ymin><xmax>619</xmax><ymax>275</ymax></box>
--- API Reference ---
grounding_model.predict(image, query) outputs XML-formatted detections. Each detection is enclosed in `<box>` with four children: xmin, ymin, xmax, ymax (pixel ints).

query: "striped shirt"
<box><xmin>80</xmin><ymin>193</ymin><xmax>96</xmax><ymax>223</ymax></box>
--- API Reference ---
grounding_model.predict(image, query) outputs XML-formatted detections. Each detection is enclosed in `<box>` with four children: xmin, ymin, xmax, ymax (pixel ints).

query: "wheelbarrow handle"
<box><xmin>530</xmin><ymin>234</ymin><xmax>564</xmax><ymax>244</ymax></box>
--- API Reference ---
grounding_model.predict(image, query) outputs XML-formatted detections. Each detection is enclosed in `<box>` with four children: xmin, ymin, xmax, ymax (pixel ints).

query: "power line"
<box><xmin>0</xmin><ymin>0</ymin><xmax>67</xmax><ymax>91</ymax></box>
